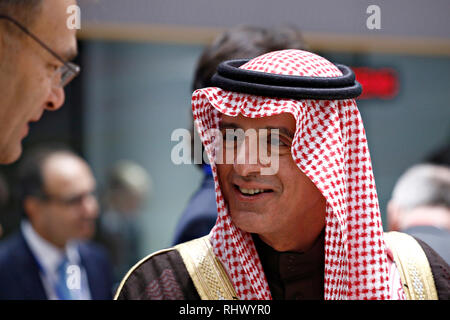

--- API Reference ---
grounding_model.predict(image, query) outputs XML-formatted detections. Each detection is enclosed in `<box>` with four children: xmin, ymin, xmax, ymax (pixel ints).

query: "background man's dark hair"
<box><xmin>191</xmin><ymin>24</ymin><xmax>309</xmax><ymax>166</ymax></box>
<box><xmin>192</xmin><ymin>25</ymin><xmax>308</xmax><ymax>91</ymax></box>
<box><xmin>16</xmin><ymin>145</ymin><xmax>77</xmax><ymax>220</ymax></box>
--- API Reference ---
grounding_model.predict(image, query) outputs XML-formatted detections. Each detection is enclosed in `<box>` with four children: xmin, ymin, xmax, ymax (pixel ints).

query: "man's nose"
<box><xmin>232</xmin><ymin>136</ymin><xmax>262</xmax><ymax>177</ymax></box>
<box><xmin>44</xmin><ymin>86</ymin><xmax>65</xmax><ymax>111</ymax></box>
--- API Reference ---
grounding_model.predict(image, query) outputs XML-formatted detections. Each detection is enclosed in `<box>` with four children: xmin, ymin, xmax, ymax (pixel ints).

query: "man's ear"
<box><xmin>386</xmin><ymin>200</ymin><xmax>402</xmax><ymax>232</ymax></box>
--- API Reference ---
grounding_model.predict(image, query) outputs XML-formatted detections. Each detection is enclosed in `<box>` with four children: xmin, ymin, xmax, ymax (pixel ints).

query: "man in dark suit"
<box><xmin>0</xmin><ymin>147</ymin><xmax>113</xmax><ymax>299</ymax></box>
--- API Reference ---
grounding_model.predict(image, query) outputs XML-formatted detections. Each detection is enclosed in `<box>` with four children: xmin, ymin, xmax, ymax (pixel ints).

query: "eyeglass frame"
<box><xmin>0</xmin><ymin>14</ymin><xmax>80</xmax><ymax>87</ymax></box>
<box><xmin>38</xmin><ymin>190</ymin><xmax>97</xmax><ymax>207</ymax></box>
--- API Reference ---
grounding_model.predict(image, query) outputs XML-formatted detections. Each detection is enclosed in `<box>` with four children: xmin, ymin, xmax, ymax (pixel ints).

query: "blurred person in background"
<box><xmin>0</xmin><ymin>0</ymin><xmax>79</xmax><ymax>164</ymax></box>
<box><xmin>388</xmin><ymin>163</ymin><xmax>450</xmax><ymax>264</ymax></box>
<box><xmin>172</xmin><ymin>25</ymin><xmax>309</xmax><ymax>245</ymax></box>
<box><xmin>96</xmin><ymin>160</ymin><xmax>151</xmax><ymax>284</ymax></box>
<box><xmin>0</xmin><ymin>147</ymin><xmax>113</xmax><ymax>299</ymax></box>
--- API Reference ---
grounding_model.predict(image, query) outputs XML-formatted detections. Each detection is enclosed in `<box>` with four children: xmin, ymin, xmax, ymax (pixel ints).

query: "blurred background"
<box><xmin>0</xmin><ymin>0</ymin><xmax>449</xmax><ymax>279</ymax></box>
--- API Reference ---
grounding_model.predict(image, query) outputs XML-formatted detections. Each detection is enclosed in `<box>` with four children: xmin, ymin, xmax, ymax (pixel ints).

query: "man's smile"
<box><xmin>231</xmin><ymin>182</ymin><xmax>275</xmax><ymax>203</ymax></box>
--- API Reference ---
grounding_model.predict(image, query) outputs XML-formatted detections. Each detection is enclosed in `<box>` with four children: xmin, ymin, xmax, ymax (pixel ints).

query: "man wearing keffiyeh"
<box><xmin>115</xmin><ymin>49</ymin><xmax>449</xmax><ymax>300</ymax></box>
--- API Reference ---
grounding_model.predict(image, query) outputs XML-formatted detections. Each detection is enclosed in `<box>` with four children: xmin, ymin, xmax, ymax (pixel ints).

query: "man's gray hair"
<box><xmin>391</xmin><ymin>163</ymin><xmax>450</xmax><ymax>211</ymax></box>
<box><xmin>106</xmin><ymin>160</ymin><xmax>152</xmax><ymax>199</ymax></box>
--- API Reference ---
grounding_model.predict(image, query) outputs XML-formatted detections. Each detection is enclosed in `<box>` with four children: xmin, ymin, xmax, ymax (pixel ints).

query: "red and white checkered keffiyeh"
<box><xmin>192</xmin><ymin>49</ymin><xmax>394</xmax><ymax>300</ymax></box>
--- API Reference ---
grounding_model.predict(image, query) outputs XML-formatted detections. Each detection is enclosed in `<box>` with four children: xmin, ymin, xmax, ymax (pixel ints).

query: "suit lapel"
<box><xmin>13</xmin><ymin>232</ymin><xmax>48</xmax><ymax>299</ymax></box>
<box><xmin>79</xmin><ymin>244</ymin><xmax>100</xmax><ymax>300</ymax></box>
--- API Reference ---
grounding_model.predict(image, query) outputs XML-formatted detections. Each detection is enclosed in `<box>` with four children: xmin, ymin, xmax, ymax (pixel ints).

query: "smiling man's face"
<box><xmin>217</xmin><ymin>113</ymin><xmax>326</xmax><ymax>252</ymax></box>
<box><xmin>0</xmin><ymin>0</ymin><xmax>78</xmax><ymax>164</ymax></box>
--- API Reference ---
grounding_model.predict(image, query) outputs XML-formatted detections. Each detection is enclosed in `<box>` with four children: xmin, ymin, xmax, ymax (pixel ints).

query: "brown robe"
<box><xmin>115</xmin><ymin>234</ymin><xmax>449</xmax><ymax>300</ymax></box>
<box><xmin>252</xmin><ymin>231</ymin><xmax>324</xmax><ymax>300</ymax></box>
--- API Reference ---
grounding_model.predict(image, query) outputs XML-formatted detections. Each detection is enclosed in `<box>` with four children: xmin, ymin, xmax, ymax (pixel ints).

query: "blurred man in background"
<box><xmin>172</xmin><ymin>25</ymin><xmax>309</xmax><ymax>245</ymax></box>
<box><xmin>97</xmin><ymin>160</ymin><xmax>151</xmax><ymax>284</ymax></box>
<box><xmin>0</xmin><ymin>0</ymin><xmax>79</xmax><ymax>164</ymax></box>
<box><xmin>388</xmin><ymin>163</ymin><xmax>450</xmax><ymax>264</ymax></box>
<box><xmin>0</xmin><ymin>147</ymin><xmax>113</xmax><ymax>299</ymax></box>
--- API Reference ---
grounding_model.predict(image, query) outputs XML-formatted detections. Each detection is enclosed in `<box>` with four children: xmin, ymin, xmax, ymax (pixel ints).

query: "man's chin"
<box><xmin>79</xmin><ymin>224</ymin><xmax>96</xmax><ymax>240</ymax></box>
<box><xmin>230</xmin><ymin>209</ymin><xmax>265</xmax><ymax>233</ymax></box>
<box><xmin>0</xmin><ymin>142</ymin><xmax>23</xmax><ymax>164</ymax></box>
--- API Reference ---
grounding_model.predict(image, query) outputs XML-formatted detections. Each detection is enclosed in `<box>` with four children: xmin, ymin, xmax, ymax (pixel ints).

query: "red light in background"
<box><xmin>352</xmin><ymin>67</ymin><xmax>399</xmax><ymax>100</ymax></box>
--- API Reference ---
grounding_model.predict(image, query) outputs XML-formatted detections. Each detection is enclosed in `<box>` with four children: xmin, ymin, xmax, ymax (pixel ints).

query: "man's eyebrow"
<box><xmin>265</xmin><ymin>126</ymin><xmax>295</xmax><ymax>139</ymax></box>
<box><xmin>219</xmin><ymin>122</ymin><xmax>240</xmax><ymax>130</ymax></box>
<box><xmin>219</xmin><ymin>123</ymin><xmax>294</xmax><ymax>139</ymax></box>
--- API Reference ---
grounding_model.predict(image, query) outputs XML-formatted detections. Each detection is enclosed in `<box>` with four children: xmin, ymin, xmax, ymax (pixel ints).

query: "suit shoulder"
<box><xmin>114</xmin><ymin>247</ymin><xmax>199</xmax><ymax>300</ymax></box>
<box><xmin>0</xmin><ymin>233</ymin><xmax>23</xmax><ymax>263</ymax></box>
<box><xmin>78</xmin><ymin>241</ymin><xmax>109</xmax><ymax>260</ymax></box>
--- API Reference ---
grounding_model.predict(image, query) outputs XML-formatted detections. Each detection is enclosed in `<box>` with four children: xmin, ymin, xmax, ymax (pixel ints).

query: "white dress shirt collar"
<box><xmin>21</xmin><ymin>220</ymin><xmax>80</xmax><ymax>274</ymax></box>
<box><xmin>21</xmin><ymin>220</ymin><xmax>91</xmax><ymax>300</ymax></box>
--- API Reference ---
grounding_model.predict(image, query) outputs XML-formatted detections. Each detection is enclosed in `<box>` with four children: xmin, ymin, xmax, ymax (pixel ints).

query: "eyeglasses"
<box><xmin>40</xmin><ymin>191</ymin><xmax>97</xmax><ymax>207</ymax></box>
<box><xmin>0</xmin><ymin>15</ymin><xmax>80</xmax><ymax>87</ymax></box>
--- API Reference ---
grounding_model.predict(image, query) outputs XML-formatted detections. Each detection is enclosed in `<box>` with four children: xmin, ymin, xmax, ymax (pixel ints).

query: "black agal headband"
<box><xmin>211</xmin><ymin>59</ymin><xmax>362</xmax><ymax>100</ymax></box>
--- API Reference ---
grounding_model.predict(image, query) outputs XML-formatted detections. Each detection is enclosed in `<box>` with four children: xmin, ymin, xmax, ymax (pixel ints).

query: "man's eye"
<box><xmin>269</xmin><ymin>135</ymin><xmax>287</xmax><ymax>147</ymax></box>
<box><xmin>48</xmin><ymin>63</ymin><xmax>60</xmax><ymax>72</ymax></box>
<box><xmin>223</xmin><ymin>133</ymin><xmax>240</xmax><ymax>142</ymax></box>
